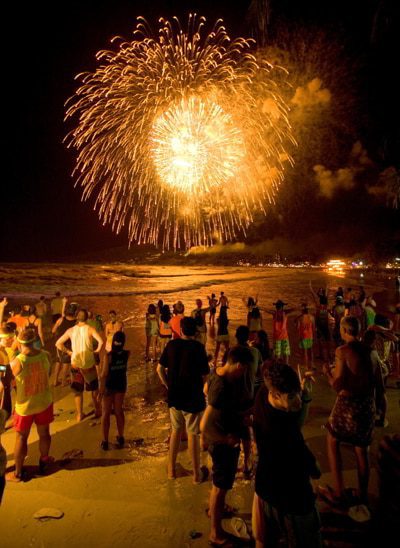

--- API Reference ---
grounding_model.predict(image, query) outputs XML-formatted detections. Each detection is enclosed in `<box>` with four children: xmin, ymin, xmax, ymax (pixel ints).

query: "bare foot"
<box><xmin>76</xmin><ymin>413</ymin><xmax>87</xmax><ymax>422</ymax></box>
<box><xmin>167</xmin><ymin>466</ymin><xmax>176</xmax><ymax>480</ymax></box>
<box><xmin>6</xmin><ymin>471</ymin><xmax>22</xmax><ymax>482</ymax></box>
<box><xmin>53</xmin><ymin>380</ymin><xmax>61</xmax><ymax>387</ymax></box>
<box><xmin>94</xmin><ymin>408</ymin><xmax>102</xmax><ymax>419</ymax></box>
<box><xmin>193</xmin><ymin>466</ymin><xmax>209</xmax><ymax>484</ymax></box>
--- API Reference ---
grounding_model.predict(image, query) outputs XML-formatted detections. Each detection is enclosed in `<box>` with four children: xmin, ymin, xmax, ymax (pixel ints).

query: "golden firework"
<box><xmin>150</xmin><ymin>96</ymin><xmax>245</xmax><ymax>193</ymax></box>
<box><xmin>65</xmin><ymin>15</ymin><xmax>295</xmax><ymax>249</ymax></box>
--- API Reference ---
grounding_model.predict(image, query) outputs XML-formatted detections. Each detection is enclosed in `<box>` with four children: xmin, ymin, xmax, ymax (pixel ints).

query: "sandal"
<box><xmin>231</xmin><ymin>517</ymin><xmax>251</xmax><ymax>540</ymax></box>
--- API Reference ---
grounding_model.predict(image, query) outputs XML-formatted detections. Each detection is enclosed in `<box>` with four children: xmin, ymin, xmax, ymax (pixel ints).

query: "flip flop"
<box><xmin>208</xmin><ymin>539</ymin><xmax>235</xmax><ymax>547</ymax></box>
<box><xmin>33</xmin><ymin>507</ymin><xmax>64</xmax><ymax>521</ymax></box>
<box><xmin>348</xmin><ymin>504</ymin><xmax>371</xmax><ymax>523</ymax></box>
<box><xmin>231</xmin><ymin>517</ymin><xmax>251</xmax><ymax>540</ymax></box>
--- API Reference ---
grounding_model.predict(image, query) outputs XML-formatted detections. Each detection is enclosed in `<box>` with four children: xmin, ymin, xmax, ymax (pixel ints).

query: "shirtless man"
<box><xmin>56</xmin><ymin>309</ymin><xmax>103</xmax><ymax>421</ymax></box>
<box><xmin>35</xmin><ymin>296</ymin><xmax>47</xmax><ymax>320</ymax></box>
<box><xmin>50</xmin><ymin>292</ymin><xmax>64</xmax><ymax>324</ymax></box>
<box><xmin>105</xmin><ymin>310</ymin><xmax>124</xmax><ymax>352</ymax></box>
<box><xmin>0</xmin><ymin>298</ymin><xmax>7</xmax><ymax>326</ymax></box>
<box><xmin>207</xmin><ymin>294</ymin><xmax>218</xmax><ymax>327</ymax></box>
<box><xmin>218</xmin><ymin>292</ymin><xmax>229</xmax><ymax>308</ymax></box>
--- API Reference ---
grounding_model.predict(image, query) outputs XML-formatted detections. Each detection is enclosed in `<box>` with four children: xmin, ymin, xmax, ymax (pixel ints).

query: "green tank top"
<box><xmin>365</xmin><ymin>306</ymin><xmax>376</xmax><ymax>327</ymax></box>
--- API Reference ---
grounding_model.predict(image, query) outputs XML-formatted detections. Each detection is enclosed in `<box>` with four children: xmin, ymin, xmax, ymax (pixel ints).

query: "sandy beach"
<box><xmin>0</xmin><ymin>266</ymin><xmax>399</xmax><ymax>547</ymax></box>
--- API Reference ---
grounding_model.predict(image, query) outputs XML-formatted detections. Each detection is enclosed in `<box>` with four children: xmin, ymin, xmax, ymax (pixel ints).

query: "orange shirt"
<box><xmin>170</xmin><ymin>314</ymin><xmax>184</xmax><ymax>339</ymax></box>
<box><xmin>8</xmin><ymin>315</ymin><xmax>26</xmax><ymax>331</ymax></box>
<box><xmin>273</xmin><ymin>312</ymin><xmax>289</xmax><ymax>341</ymax></box>
<box><xmin>298</xmin><ymin>314</ymin><xmax>314</xmax><ymax>340</ymax></box>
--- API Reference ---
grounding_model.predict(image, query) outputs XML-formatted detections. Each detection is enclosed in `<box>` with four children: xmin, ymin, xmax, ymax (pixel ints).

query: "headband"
<box><xmin>17</xmin><ymin>336</ymin><xmax>36</xmax><ymax>345</ymax></box>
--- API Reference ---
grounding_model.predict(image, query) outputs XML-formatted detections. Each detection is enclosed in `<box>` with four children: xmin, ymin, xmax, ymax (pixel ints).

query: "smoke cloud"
<box><xmin>291</xmin><ymin>78</ymin><xmax>331</xmax><ymax>109</ymax></box>
<box><xmin>314</xmin><ymin>141</ymin><xmax>373</xmax><ymax>198</ymax></box>
<box><xmin>188</xmin><ymin>238</ymin><xmax>303</xmax><ymax>257</ymax></box>
<box><xmin>313</xmin><ymin>165</ymin><xmax>355</xmax><ymax>198</ymax></box>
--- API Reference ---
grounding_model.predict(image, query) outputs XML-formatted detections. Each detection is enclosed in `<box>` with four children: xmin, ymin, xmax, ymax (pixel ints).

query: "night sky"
<box><xmin>3</xmin><ymin>1</ymin><xmax>399</xmax><ymax>262</ymax></box>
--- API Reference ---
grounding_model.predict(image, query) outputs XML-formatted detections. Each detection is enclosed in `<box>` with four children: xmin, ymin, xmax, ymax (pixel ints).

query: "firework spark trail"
<box><xmin>65</xmin><ymin>14</ymin><xmax>295</xmax><ymax>249</ymax></box>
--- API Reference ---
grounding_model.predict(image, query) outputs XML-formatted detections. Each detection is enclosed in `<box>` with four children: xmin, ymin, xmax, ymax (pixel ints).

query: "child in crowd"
<box><xmin>214</xmin><ymin>305</ymin><xmax>230</xmax><ymax>366</ymax></box>
<box><xmin>145</xmin><ymin>304</ymin><xmax>159</xmax><ymax>362</ymax></box>
<box><xmin>158</xmin><ymin>304</ymin><xmax>172</xmax><ymax>355</ymax></box>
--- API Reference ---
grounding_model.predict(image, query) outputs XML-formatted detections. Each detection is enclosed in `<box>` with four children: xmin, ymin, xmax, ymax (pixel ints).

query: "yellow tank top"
<box><xmin>0</xmin><ymin>348</ymin><xmax>9</xmax><ymax>365</ymax></box>
<box><xmin>5</xmin><ymin>346</ymin><xmax>18</xmax><ymax>362</ymax></box>
<box><xmin>15</xmin><ymin>351</ymin><xmax>52</xmax><ymax>416</ymax></box>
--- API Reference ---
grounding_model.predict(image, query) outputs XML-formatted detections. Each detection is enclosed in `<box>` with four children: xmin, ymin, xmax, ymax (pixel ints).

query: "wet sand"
<box><xmin>1</xmin><ymin>270</ymin><xmax>399</xmax><ymax>547</ymax></box>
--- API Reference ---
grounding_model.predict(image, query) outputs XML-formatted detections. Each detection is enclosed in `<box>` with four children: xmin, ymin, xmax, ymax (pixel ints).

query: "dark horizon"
<box><xmin>3</xmin><ymin>0</ymin><xmax>399</xmax><ymax>262</ymax></box>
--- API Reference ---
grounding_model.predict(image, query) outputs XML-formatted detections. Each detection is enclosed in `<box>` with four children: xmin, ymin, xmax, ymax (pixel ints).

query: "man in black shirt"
<box><xmin>157</xmin><ymin>317</ymin><xmax>209</xmax><ymax>483</ymax></box>
<box><xmin>201</xmin><ymin>346</ymin><xmax>254</xmax><ymax>547</ymax></box>
<box><xmin>252</xmin><ymin>362</ymin><xmax>322</xmax><ymax>548</ymax></box>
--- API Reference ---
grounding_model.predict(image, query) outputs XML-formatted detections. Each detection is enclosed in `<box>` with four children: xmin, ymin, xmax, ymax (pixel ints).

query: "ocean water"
<box><xmin>0</xmin><ymin>263</ymin><xmax>394</xmax><ymax>330</ymax></box>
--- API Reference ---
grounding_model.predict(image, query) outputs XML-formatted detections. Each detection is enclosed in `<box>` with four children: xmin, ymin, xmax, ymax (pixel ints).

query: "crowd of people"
<box><xmin>0</xmin><ymin>295</ymin><xmax>129</xmax><ymax>487</ymax></box>
<box><xmin>0</xmin><ymin>282</ymin><xmax>399</xmax><ymax>546</ymax></box>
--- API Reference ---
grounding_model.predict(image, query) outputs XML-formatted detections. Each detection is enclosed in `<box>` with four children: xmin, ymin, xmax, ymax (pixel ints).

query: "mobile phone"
<box><xmin>0</xmin><ymin>365</ymin><xmax>7</xmax><ymax>372</ymax></box>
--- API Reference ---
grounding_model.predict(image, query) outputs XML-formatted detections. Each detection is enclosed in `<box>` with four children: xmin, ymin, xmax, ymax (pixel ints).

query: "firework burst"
<box><xmin>65</xmin><ymin>15</ymin><xmax>295</xmax><ymax>249</ymax></box>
